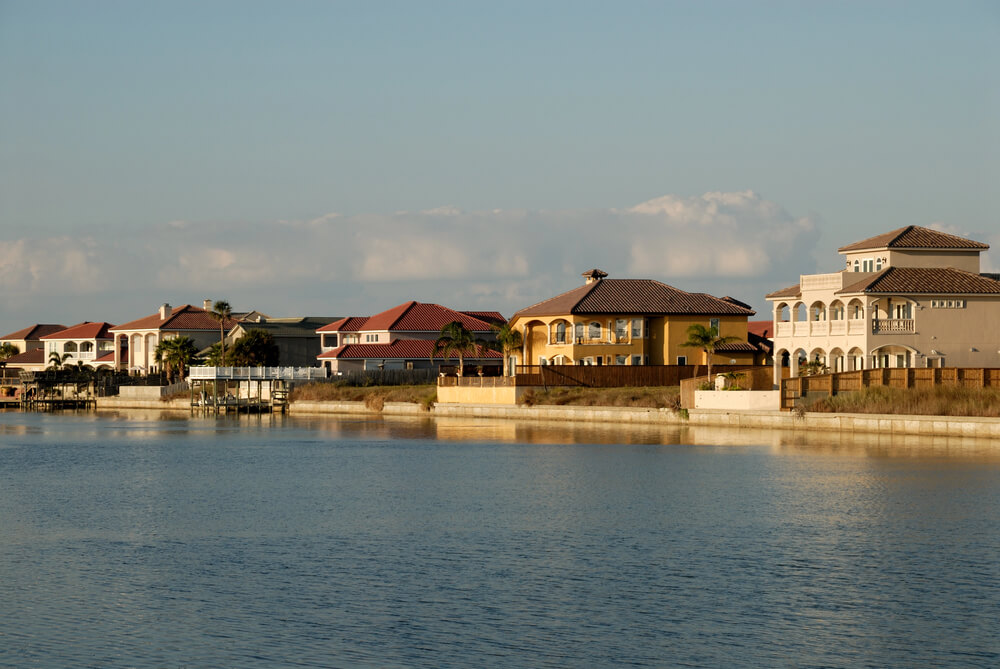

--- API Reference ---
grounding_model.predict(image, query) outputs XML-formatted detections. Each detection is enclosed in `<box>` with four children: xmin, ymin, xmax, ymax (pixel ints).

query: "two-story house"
<box><xmin>109</xmin><ymin>303</ymin><xmax>240</xmax><ymax>373</ymax></box>
<box><xmin>508</xmin><ymin>269</ymin><xmax>761</xmax><ymax>369</ymax></box>
<box><xmin>766</xmin><ymin>225</ymin><xmax>1000</xmax><ymax>383</ymax></box>
<box><xmin>40</xmin><ymin>322</ymin><xmax>117</xmax><ymax>369</ymax></box>
<box><xmin>317</xmin><ymin>301</ymin><xmax>503</xmax><ymax>373</ymax></box>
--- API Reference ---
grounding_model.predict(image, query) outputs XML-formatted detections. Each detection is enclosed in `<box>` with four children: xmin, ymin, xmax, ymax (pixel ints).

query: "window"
<box><xmin>853</xmin><ymin>260</ymin><xmax>860</xmax><ymax>272</ymax></box>
<box><xmin>555</xmin><ymin>321</ymin><xmax>567</xmax><ymax>344</ymax></box>
<box><xmin>588</xmin><ymin>322</ymin><xmax>601</xmax><ymax>340</ymax></box>
<box><xmin>631</xmin><ymin>319</ymin><xmax>643</xmax><ymax>338</ymax></box>
<box><xmin>80</xmin><ymin>342</ymin><xmax>94</xmax><ymax>353</ymax></box>
<box><xmin>862</xmin><ymin>258</ymin><xmax>874</xmax><ymax>272</ymax></box>
<box><xmin>574</xmin><ymin>323</ymin><xmax>584</xmax><ymax>342</ymax></box>
<box><xmin>405</xmin><ymin>362</ymin><xmax>414</xmax><ymax>370</ymax></box>
<box><xmin>677</xmin><ymin>356</ymin><xmax>687</xmax><ymax>365</ymax></box>
<box><xmin>876</xmin><ymin>258</ymin><xmax>883</xmax><ymax>271</ymax></box>
<box><xmin>364</xmin><ymin>334</ymin><xmax>378</xmax><ymax>343</ymax></box>
<box><xmin>709</xmin><ymin>318</ymin><xmax>720</xmax><ymax>333</ymax></box>
<box><xmin>893</xmin><ymin>303</ymin><xmax>912</xmax><ymax>319</ymax></box>
<box><xmin>615</xmin><ymin>319</ymin><xmax>628</xmax><ymax>341</ymax></box>
<box><xmin>63</xmin><ymin>342</ymin><xmax>78</xmax><ymax>353</ymax></box>
<box><xmin>632</xmin><ymin>355</ymin><xmax>642</xmax><ymax>366</ymax></box>
<box><xmin>615</xmin><ymin>355</ymin><xmax>627</xmax><ymax>365</ymax></box>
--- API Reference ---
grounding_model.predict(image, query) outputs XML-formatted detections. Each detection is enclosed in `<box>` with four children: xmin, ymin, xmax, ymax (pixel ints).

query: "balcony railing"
<box><xmin>872</xmin><ymin>319</ymin><xmax>914</xmax><ymax>334</ymax></box>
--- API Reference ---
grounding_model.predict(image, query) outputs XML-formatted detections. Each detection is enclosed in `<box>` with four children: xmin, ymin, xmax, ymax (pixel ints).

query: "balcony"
<box><xmin>872</xmin><ymin>319</ymin><xmax>914</xmax><ymax>334</ymax></box>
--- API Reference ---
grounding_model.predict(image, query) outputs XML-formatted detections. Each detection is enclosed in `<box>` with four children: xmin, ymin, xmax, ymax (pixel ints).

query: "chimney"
<box><xmin>582</xmin><ymin>268</ymin><xmax>608</xmax><ymax>285</ymax></box>
<box><xmin>203</xmin><ymin>299</ymin><xmax>212</xmax><ymax>311</ymax></box>
<box><xmin>159</xmin><ymin>303</ymin><xmax>171</xmax><ymax>320</ymax></box>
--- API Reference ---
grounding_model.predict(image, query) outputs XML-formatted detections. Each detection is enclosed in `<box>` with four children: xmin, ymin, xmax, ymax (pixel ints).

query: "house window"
<box><xmin>677</xmin><ymin>356</ymin><xmax>687</xmax><ymax>365</ymax></box>
<box><xmin>615</xmin><ymin>355</ymin><xmax>627</xmax><ymax>365</ymax></box>
<box><xmin>862</xmin><ymin>258</ymin><xmax>874</xmax><ymax>272</ymax></box>
<box><xmin>632</xmin><ymin>355</ymin><xmax>642</xmax><ymax>366</ymax></box>
<box><xmin>80</xmin><ymin>342</ymin><xmax>94</xmax><ymax>353</ymax></box>
<box><xmin>588</xmin><ymin>322</ymin><xmax>601</xmax><ymax>340</ymax></box>
<box><xmin>574</xmin><ymin>323</ymin><xmax>584</xmax><ymax>343</ymax></box>
<box><xmin>63</xmin><ymin>342</ymin><xmax>78</xmax><ymax>353</ymax></box>
<box><xmin>405</xmin><ymin>362</ymin><xmax>414</xmax><ymax>370</ymax></box>
<box><xmin>876</xmin><ymin>258</ymin><xmax>883</xmax><ymax>271</ymax></box>
<box><xmin>853</xmin><ymin>260</ymin><xmax>860</xmax><ymax>272</ymax></box>
<box><xmin>555</xmin><ymin>321</ymin><xmax>567</xmax><ymax>344</ymax></box>
<box><xmin>631</xmin><ymin>319</ymin><xmax>643</xmax><ymax>338</ymax></box>
<box><xmin>893</xmin><ymin>303</ymin><xmax>912</xmax><ymax>319</ymax></box>
<box><xmin>615</xmin><ymin>319</ymin><xmax>628</xmax><ymax>341</ymax></box>
<box><xmin>710</xmin><ymin>318</ymin><xmax>720</xmax><ymax>333</ymax></box>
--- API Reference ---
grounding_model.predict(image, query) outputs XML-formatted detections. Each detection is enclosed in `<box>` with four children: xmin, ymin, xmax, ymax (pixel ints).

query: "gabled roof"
<box><xmin>837</xmin><ymin>267</ymin><xmax>1000</xmax><ymax>295</ymax></box>
<box><xmin>513</xmin><ymin>279</ymin><xmax>755</xmax><ymax>319</ymax></box>
<box><xmin>317</xmin><ymin>316</ymin><xmax>371</xmax><ymax>333</ymax></box>
<box><xmin>0</xmin><ymin>324</ymin><xmax>66</xmax><ymax>341</ymax></box>
<box><xmin>317</xmin><ymin>339</ymin><xmax>501</xmax><ymax>360</ymax></box>
<box><xmin>838</xmin><ymin>225</ymin><xmax>989</xmax><ymax>253</ymax></box>
<box><xmin>1</xmin><ymin>348</ymin><xmax>45</xmax><ymax>365</ymax></box>
<box><xmin>40</xmin><ymin>322</ymin><xmax>115</xmax><ymax>340</ymax></box>
<box><xmin>110</xmin><ymin>305</ymin><xmax>240</xmax><ymax>332</ymax></box>
<box><xmin>232</xmin><ymin>317</ymin><xmax>340</xmax><ymax>337</ymax></box>
<box><xmin>460</xmin><ymin>311</ymin><xmax>507</xmax><ymax>326</ymax></box>
<box><xmin>318</xmin><ymin>302</ymin><xmax>498</xmax><ymax>334</ymax></box>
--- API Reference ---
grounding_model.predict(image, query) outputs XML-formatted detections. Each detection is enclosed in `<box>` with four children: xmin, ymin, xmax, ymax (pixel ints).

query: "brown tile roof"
<box><xmin>1</xmin><ymin>348</ymin><xmax>45</xmax><ymax>365</ymax></box>
<box><xmin>765</xmin><ymin>283</ymin><xmax>801</xmax><ymax>300</ymax></box>
<box><xmin>0</xmin><ymin>324</ymin><xmax>67</xmax><ymax>340</ymax></box>
<box><xmin>837</xmin><ymin>225</ymin><xmax>989</xmax><ymax>252</ymax></box>
<box><xmin>94</xmin><ymin>351</ymin><xmax>116</xmax><ymax>363</ymax></box>
<box><xmin>460</xmin><ymin>311</ymin><xmax>507</xmax><ymax>325</ymax></box>
<box><xmin>714</xmin><ymin>341</ymin><xmax>762</xmax><ymax>353</ymax></box>
<box><xmin>317</xmin><ymin>316</ymin><xmax>371</xmax><ymax>333</ymax></box>
<box><xmin>317</xmin><ymin>339</ymin><xmax>501</xmax><ymax>361</ymax></box>
<box><xmin>110</xmin><ymin>305</ymin><xmax>240</xmax><ymax>332</ymax></box>
<box><xmin>513</xmin><ymin>279</ymin><xmax>755</xmax><ymax>319</ymax></box>
<box><xmin>40</xmin><ymin>322</ymin><xmax>115</xmax><ymax>340</ymax></box>
<box><xmin>837</xmin><ymin>267</ymin><xmax>1000</xmax><ymax>295</ymax></box>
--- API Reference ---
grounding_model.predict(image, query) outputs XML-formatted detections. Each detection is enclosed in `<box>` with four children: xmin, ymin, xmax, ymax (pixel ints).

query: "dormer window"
<box><xmin>862</xmin><ymin>259</ymin><xmax>874</xmax><ymax>272</ymax></box>
<box><xmin>875</xmin><ymin>258</ymin><xmax>883</xmax><ymax>271</ymax></box>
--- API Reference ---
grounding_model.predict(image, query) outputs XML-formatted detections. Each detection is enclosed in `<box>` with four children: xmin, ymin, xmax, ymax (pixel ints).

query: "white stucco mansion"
<box><xmin>766</xmin><ymin>225</ymin><xmax>1000</xmax><ymax>383</ymax></box>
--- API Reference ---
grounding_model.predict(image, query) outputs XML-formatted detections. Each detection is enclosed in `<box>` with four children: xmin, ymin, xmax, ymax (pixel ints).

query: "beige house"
<box><xmin>0</xmin><ymin>324</ymin><xmax>67</xmax><ymax>358</ymax></box>
<box><xmin>766</xmin><ymin>225</ymin><xmax>1000</xmax><ymax>383</ymax></box>
<box><xmin>109</xmin><ymin>303</ymin><xmax>239</xmax><ymax>373</ymax></box>
<box><xmin>40</xmin><ymin>322</ymin><xmax>117</xmax><ymax>369</ymax></box>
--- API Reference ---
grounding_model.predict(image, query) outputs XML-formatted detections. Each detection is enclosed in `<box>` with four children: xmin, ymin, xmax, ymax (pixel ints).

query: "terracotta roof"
<box><xmin>838</xmin><ymin>225</ymin><xmax>989</xmax><ymax>252</ymax></box>
<box><xmin>110</xmin><ymin>305</ymin><xmax>240</xmax><ymax>332</ymax></box>
<box><xmin>513</xmin><ymin>279</ymin><xmax>755</xmax><ymax>318</ymax></box>
<box><xmin>318</xmin><ymin>339</ymin><xmax>501</xmax><ymax>360</ymax></box>
<box><xmin>40</xmin><ymin>321</ymin><xmax>115</xmax><ymax>340</ymax></box>
<box><xmin>747</xmin><ymin>320</ymin><xmax>773</xmax><ymax>338</ymax></box>
<box><xmin>319</xmin><ymin>302</ymin><xmax>498</xmax><ymax>334</ymax></box>
<box><xmin>837</xmin><ymin>267</ymin><xmax>1000</xmax><ymax>295</ymax></box>
<box><xmin>460</xmin><ymin>311</ymin><xmax>507</xmax><ymax>325</ymax></box>
<box><xmin>1</xmin><ymin>348</ymin><xmax>45</xmax><ymax>365</ymax></box>
<box><xmin>94</xmin><ymin>351</ymin><xmax>116</xmax><ymax>363</ymax></box>
<box><xmin>317</xmin><ymin>316</ymin><xmax>371</xmax><ymax>333</ymax></box>
<box><xmin>765</xmin><ymin>284</ymin><xmax>801</xmax><ymax>300</ymax></box>
<box><xmin>0</xmin><ymin>324</ymin><xmax>66</xmax><ymax>341</ymax></box>
<box><xmin>714</xmin><ymin>341</ymin><xmax>762</xmax><ymax>353</ymax></box>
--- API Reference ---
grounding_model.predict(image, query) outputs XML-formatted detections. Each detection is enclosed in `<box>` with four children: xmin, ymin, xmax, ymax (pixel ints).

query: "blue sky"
<box><xmin>1</xmin><ymin>1</ymin><xmax>997</xmax><ymax>332</ymax></box>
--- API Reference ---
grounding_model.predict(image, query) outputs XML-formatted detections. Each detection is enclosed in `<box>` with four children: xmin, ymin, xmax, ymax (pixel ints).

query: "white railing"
<box><xmin>188</xmin><ymin>366</ymin><xmax>328</xmax><ymax>380</ymax></box>
<box><xmin>775</xmin><ymin>322</ymin><xmax>792</xmax><ymax>337</ymax></box>
<box><xmin>800</xmin><ymin>273</ymin><xmax>846</xmax><ymax>291</ymax></box>
<box><xmin>872</xmin><ymin>319</ymin><xmax>915</xmax><ymax>334</ymax></box>
<box><xmin>848</xmin><ymin>319</ymin><xmax>867</xmax><ymax>335</ymax></box>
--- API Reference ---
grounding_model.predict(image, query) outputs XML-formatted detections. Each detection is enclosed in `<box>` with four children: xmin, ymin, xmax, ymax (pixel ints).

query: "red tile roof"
<box><xmin>1</xmin><ymin>348</ymin><xmax>45</xmax><ymax>365</ymax></box>
<box><xmin>317</xmin><ymin>316</ymin><xmax>371</xmax><ymax>333</ymax></box>
<box><xmin>318</xmin><ymin>302</ymin><xmax>498</xmax><ymax>334</ymax></box>
<box><xmin>94</xmin><ymin>351</ymin><xmax>116</xmax><ymax>363</ymax></box>
<box><xmin>110</xmin><ymin>305</ymin><xmax>240</xmax><ymax>332</ymax></box>
<box><xmin>460</xmin><ymin>311</ymin><xmax>507</xmax><ymax>325</ymax></box>
<box><xmin>838</xmin><ymin>225</ymin><xmax>989</xmax><ymax>252</ymax></box>
<box><xmin>837</xmin><ymin>267</ymin><xmax>1000</xmax><ymax>295</ymax></box>
<box><xmin>0</xmin><ymin>324</ymin><xmax>67</xmax><ymax>341</ymax></box>
<box><xmin>747</xmin><ymin>320</ymin><xmax>773</xmax><ymax>338</ymax></box>
<box><xmin>318</xmin><ymin>338</ymin><xmax>501</xmax><ymax>360</ymax></box>
<box><xmin>513</xmin><ymin>279</ymin><xmax>755</xmax><ymax>318</ymax></box>
<box><xmin>40</xmin><ymin>322</ymin><xmax>115</xmax><ymax>340</ymax></box>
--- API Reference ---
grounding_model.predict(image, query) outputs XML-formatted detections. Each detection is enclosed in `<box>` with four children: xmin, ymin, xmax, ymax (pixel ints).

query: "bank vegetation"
<box><xmin>804</xmin><ymin>385</ymin><xmax>1000</xmax><ymax>417</ymax></box>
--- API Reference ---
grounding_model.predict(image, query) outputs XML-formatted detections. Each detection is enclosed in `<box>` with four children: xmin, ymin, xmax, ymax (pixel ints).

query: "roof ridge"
<box><xmin>512</xmin><ymin>280</ymin><xmax>599</xmax><ymax>318</ymax></box>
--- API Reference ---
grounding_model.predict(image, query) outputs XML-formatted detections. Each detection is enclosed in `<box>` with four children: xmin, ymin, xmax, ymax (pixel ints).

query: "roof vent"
<box><xmin>582</xmin><ymin>268</ymin><xmax>608</xmax><ymax>285</ymax></box>
<box><xmin>159</xmin><ymin>303</ymin><xmax>171</xmax><ymax>320</ymax></box>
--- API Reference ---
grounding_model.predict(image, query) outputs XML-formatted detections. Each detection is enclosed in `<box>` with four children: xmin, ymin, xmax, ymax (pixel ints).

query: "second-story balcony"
<box><xmin>872</xmin><ymin>319</ymin><xmax>914</xmax><ymax>334</ymax></box>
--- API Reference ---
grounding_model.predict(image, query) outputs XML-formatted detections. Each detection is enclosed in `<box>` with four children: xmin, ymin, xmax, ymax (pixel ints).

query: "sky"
<box><xmin>1</xmin><ymin>0</ymin><xmax>998</xmax><ymax>334</ymax></box>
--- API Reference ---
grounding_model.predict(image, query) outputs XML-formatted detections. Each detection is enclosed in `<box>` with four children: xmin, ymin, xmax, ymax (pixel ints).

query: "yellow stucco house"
<box><xmin>508</xmin><ymin>269</ymin><xmax>763</xmax><ymax>369</ymax></box>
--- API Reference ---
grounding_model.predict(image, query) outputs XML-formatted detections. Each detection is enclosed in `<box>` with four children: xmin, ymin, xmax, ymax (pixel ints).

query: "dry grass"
<box><xmin>290</xmin><ymin>382</ymin><xmax>436</xmax><ymax>410</ymax></box>
<box><xmin>519</xmin><ymin>386</ymin><xmax>681</xmax><ymax>409</ymax></box>
<box><xmin>806</xmin><ymin>385</ymin><xmax>1000</xmax><ymax>417</ymax></box>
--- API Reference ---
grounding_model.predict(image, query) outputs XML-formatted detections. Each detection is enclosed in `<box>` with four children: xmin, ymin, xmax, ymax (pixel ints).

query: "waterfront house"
<box><xmin>507</xmin><ymin>269</ymin><xmax>762</xmax><ymax>369</ymax></box>
<box><xmin>225</xmin><ymin>316</ymin><xmax>341</xmax><ymax>367</ymax></box>
<box><xmin>0</xmin><ymin>324</ymin><xmax>67</xmax><ymax>358</ymax></box>
<box><xmin>40</xmin><ymin>322</ymin><xmax>117</xmax><ymax>370</ymax></box>
<box><xmin>109</xmin><ymin>303</ymin><xmax>240</xmax><ymax>373</ymax></box>
<box><xmin>317</xmin><ymin>301</ymin><xmax>502</xmax><ymax>373</ymax></box>
<box><xmin>765</xmin><ymin>225</ymin><xmax>1000</xmax><ymax>383</ymax></box>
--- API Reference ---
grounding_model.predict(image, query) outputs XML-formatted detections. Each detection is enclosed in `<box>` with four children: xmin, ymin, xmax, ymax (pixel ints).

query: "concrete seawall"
<box><xmin>93</xmin><ymin>398</ymin><xmax>1000</xmax><ymax>439</ymax></box>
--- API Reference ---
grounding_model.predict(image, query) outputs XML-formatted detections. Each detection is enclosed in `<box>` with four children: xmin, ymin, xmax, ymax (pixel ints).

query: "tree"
<box><xmin>48</xmin><ymin>351</ymin><xmax>71</xmax><ymax>370</ymax></box>
<box><xmin>680</xmin><ymin>324</ymin><xmax>741</xmax><ymax>385</ymax></box>
<box><xmin>490</xmin><ymin>322</ymin><xmax>523</xmax><ymax>377</ymax></box>
<box><xmin>155</xmin><ymin>336</ymin><xmax>199</xmax><ymax>383</ymax></box>
<box><xmin>433</xmin><ymin>321</ymin><xmax>485</xmax><ymax>377</ymax></box>
<box><xmin>209</xmin><ymin>300</ymin><xmax>233</xmax><ymax>363</ymax></box>
<box><xmin>0</xmin><ymin>342</ymin><xmax>19</xmax><ymax>360</ymax></box>
<box><xmin>225</xmin><ymin>329</ymin><xmax>279</xmax><ymax>367</ymax></box>
<box><xmin>803</xmin><ymin>360</ymin><xmax>829</xmax><ymax>376</ymax></box>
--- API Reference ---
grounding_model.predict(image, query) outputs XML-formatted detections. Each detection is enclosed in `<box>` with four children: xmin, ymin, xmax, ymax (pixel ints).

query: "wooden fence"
<box><xmin>780</xmin><ymin>367</ymin><xmax>1000</xmax><ymax>411</ymax></box>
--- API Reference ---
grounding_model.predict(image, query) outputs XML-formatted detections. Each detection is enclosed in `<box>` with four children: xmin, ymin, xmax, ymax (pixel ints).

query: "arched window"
<box><xmin>853</xmin><ymin>260</ymin><xmax>860</xmax><ymax>272</ymax></box>
<box><xmin>574</xmin><ymin>323</ymin><xmax>584</xmax><ymax>342</ymax></box>
<box><xmin>555</xmin><ymin>321</ymin><xmax>567</xmax><ymax>344</ymax></box>
<box><xmin>80</xmin><ymin>342</ymin><xmax>94</xmax><ymax>353</ymax></box>
<box><xmin>63</xmin><ymin>342</ymin><xmax>78</xmax><ymax>353</ymax></box>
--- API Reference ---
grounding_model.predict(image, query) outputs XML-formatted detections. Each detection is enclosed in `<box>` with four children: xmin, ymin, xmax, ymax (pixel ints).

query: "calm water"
<box><xmin>1</xmin><ymin>411</ymin><xmax>998</xmax><ymax>668</ymax></box>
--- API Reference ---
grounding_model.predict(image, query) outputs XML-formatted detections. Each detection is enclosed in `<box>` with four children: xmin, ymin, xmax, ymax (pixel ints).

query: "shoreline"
<box><xmin>90</xmin><ymin>397</ymin><xmax>1000</xmax><ymax>440</ymax></box>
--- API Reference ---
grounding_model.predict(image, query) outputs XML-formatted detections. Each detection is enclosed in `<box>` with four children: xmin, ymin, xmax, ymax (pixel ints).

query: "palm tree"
<box><xmin>48</xmin><ymin>351</ymin><xmax>71</xmax><ymax>370</ymax></box>
<box><xmin>0</xmin><ymin>342</ymin><xmax>19</xmax><ymax>360</ymax></box>
<box><xmin>209</xmin><ymin>300</ymin><xmax>233</xmax><ymax>363</ymax></box>
<box><xmin>681</xmin><ymin>324</ymin><xmax>741</xmax><ymax>385</ymax></box>
<box><xmin>155</xmin><ymin>337</ymin><xmax>199</xmax><ymax>383</ymax></box>
<box><xmin>490</xmin><ymin>322</ymin><xmax>523</xmax><ymax>377</ymax></box>
<box><xmin>433</xmin><ymin>321</ymin><xmax>485</xmax><ymax>377</ymax></box>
